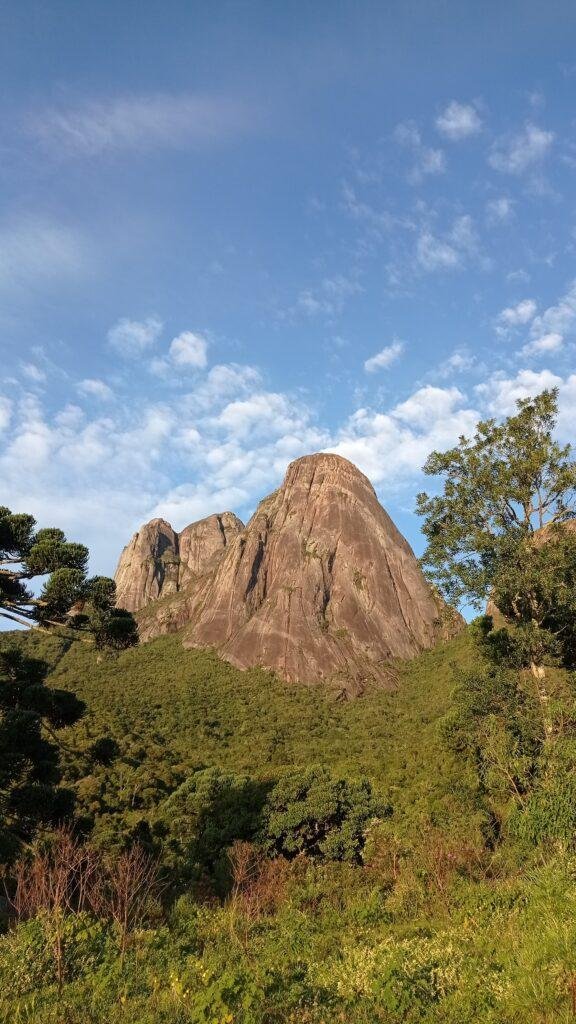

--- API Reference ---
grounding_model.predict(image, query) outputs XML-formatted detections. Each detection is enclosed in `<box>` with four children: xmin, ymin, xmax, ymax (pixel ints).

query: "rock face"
<box><xmin>114</xmin><ymin>454</ymin><xmax>462</xmax><ymax>692</ymax></box>
<box><xmin>182</xmin><ymin>453</ymin><xmax>461</xmax><ymax>693</ymax></box>
<box><xmin>115</xmin><ymin>512</ymin><xmax>244</xmax><ymax>613</ymax></box>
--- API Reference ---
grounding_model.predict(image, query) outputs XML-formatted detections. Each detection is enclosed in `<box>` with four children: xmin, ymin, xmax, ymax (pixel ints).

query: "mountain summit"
<box><xmin>115</xmin><ymin>453</ymin><xmax>461</xmax><ymax>693</ymax></box>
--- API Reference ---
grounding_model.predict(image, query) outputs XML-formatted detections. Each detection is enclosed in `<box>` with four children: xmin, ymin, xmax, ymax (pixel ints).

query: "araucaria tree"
<box><xmin>0</xmin><ymin>506</ymin><xmax>137</xmax><ymax>648</ymax></box>
<box><xmin>0</xmin><ymin>507</ymin><xmax>137</xmax><ymax>859</ymax></box>
<box><xmin>0</xmin><ymin>649</ymin><xmax>84</xmax><ymax>861</ymax></box>
<box><xmin>417</xmin><ymin>389</ymin><xmax>576</xmax><ymax>675</ymax></box>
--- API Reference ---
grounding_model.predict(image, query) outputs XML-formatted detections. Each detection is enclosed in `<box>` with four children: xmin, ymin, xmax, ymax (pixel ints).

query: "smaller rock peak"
<box><xmin>140</xmin><ymin>517</ymin><xmax>175</xmax><ymax>533</ymax></box>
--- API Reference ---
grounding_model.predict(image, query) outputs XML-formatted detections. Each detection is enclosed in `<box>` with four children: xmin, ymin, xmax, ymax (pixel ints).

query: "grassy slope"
<box><xmin>12</xmin><ymin>627</ymin><xmax>480</xmax><ymax>841</ymax></box>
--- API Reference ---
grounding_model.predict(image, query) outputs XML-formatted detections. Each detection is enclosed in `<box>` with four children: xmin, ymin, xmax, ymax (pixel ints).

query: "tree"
<box><xmin>158</xmin><ymin>767</ymin><xmax>269</xmax><ymax>884</ymax></box>
<box><xmin>440</xmin><ymin>662</ymin><xmax>541</xmax><ymax>807</ymax></box>
<box><xmin>0</xmin><ymin>506</ymin><xmax>137</xmax><ymax>648</ymax></box>
<box><xmin>0</xmin><ymin>648</ymin><xmax>84</xmax><ymax>861</ymax></box>
<box><xmin>262</xmin><ymin>767</ymin><xmax>380</xmax><ymax>863</ymax></box>
<box><xmin>416</xmin><ymin>389</ymin><xmax>576</xmax><ymax>676</ymax></box>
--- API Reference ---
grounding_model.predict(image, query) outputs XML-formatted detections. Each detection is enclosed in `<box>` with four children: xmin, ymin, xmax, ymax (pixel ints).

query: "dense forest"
<box><xmin>2</xmin><ymin>390</ymin><xmax>576</xmax><ymax>1022</ymax></box>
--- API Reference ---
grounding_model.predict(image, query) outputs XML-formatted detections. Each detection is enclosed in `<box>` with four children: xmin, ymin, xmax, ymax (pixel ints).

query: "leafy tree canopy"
<box><xmin>417</xmin><ymin>389</ymin><xmax>576</xmax><ymax>670</ymax></box>
<box><xmin>262</xmin><ymin>766</ymin><xmax>381</xmax><ymax>863</ymax></box>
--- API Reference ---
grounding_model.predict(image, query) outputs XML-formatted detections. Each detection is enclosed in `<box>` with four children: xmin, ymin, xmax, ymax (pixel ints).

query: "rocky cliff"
<box><xmin>115</xmin><ymin>512</ymin><xmax>244</xmax><ymax>613</ymax></box>
<box><xmin>181</xmin><ymin>454</ymin><xmax>461</xmax><ymax>693</ymax></box>
<box><xmin>115</xmin><ymin>454</ymin><xmax>462</xmax><ymax>692</ymax></box>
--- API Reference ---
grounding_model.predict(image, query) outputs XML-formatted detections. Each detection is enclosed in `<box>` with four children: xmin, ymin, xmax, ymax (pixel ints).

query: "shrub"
<box><xmin>261</xmin><ymin>767</ymin><xmax>379</xmax><ymax>862</ymax></box>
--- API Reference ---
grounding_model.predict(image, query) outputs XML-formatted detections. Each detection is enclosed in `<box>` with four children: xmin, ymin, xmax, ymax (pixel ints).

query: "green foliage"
<box><xmin>417</xmin><ymin>389</ymin><xmax>576</xmax><ymax>670</ymax></box>
<box><xmin>2</xmin><ymin>627</ymin><xmax>576</xmax><ymax>1019</ymax></box>
<box><xmin>158</xmin><ymin>767</ymin><xmax>270</xmax><ymax>882</ymax></box>
<box><xmin>262</xmin><ymin>766</ymin><xmax>380</xmax><ymax>862</ymax></box>
<box><xmin>0</xmin><ymin>913</ymin><xmax>111</xmax><ymax>998</ymax></box>
<box><xmin>0</xmin><ymin>506</ymin><xmax>137</xmax><ymax>649</ymax></box>
<box><xmin>0</xmin><ymin>647</ymin><xmax>84</xmax><ymax>858</ymax></box>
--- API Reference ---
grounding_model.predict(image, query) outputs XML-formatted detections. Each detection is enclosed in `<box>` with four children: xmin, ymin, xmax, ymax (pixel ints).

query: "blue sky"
<box><xmin>1</xmin><ymin>0</ymin><xmax>576</xmax><ymax>578</ymax></box>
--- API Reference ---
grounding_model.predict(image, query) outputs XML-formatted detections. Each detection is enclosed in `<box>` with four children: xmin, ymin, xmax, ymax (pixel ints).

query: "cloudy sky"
<box><xmin>2</xmin><ymin>0</ymin><xmax>576</xmax><ymax>576</ymax></box>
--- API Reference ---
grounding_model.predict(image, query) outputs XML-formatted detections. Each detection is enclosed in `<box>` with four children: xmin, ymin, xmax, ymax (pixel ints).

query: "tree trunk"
<box><xmin>530</xmin><ymin>662</ymin><xmax>553</xmax><ymax>741</ymax></box>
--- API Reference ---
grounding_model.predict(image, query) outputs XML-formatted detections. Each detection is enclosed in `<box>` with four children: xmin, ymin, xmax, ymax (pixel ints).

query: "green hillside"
<box><xmin>18</xmin><ymin>628</ymin><xmax>480</xmax><ymax>848</ymax></box>
<box><xmin>2</xmin><ymin>627</ymin><xmax>576</xmax><ymax>1023</ymax></box>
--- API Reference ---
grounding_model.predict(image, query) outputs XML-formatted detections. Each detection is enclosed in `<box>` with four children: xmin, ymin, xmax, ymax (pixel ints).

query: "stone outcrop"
<box><xmin>182</xmin><ymin>453</ymin><xmax>462</xmax><ymax>693</ymax></box>
<box><xmin>114</xmin><ymin>453</ymin><xmax>463</xmax><ymax>692</ymax></box>
<box><xmin>114</xmin><ymin>512</ymin><xmax>244</xmax><ymax>613</ymax></box>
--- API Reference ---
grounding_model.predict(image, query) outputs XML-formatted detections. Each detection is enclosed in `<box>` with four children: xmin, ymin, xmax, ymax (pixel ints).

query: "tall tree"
<box><xmin>0</xmin><ymin>506</ymin><xmax>137</xmax><ymax>648</ymax></box>
<box><xmin>0</xmin><ymin>648</ymin><xmax>84</xmax><ymax>861</ymax></box>
<box><xmin>416</xmin><ymin>389</ymin><xmax>576</xmax><ymax>680</ymax></box>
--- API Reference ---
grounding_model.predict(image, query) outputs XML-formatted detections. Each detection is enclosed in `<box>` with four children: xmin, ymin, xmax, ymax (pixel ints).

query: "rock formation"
<box><xmin>115</xmin><ymin>454</ymin><xmax>462</xmax><ymax>693</ymax></box>
<box><xmin>115</xmin><ymin>512</ymin><xmax>244</xmax><ymax>613</ymax></box>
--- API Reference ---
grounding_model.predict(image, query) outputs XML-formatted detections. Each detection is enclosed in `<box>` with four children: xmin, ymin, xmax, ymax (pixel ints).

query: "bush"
<box><xmin>0</xmin><ymin>913</ymin><xmax>110</xmax><ymax>997</ymax></box>
<box><xmin>261</xmin><ymin>767</ymin><xmax>380</xmax><ymax>862</ymax></box>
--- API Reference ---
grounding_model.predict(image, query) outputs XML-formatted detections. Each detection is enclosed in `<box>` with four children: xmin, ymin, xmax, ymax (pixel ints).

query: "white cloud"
<box><xmin>29</xmin><ymin>93</ymin><xmax>252</xmax><ymax>158</ymax></box>
<box><xmin>433</xmin><ymin>349</ymin><xmax>477</xmax><ymax>380</ymax></box>
<box><xmin>21</xmin><ymin>362</ymin><xmax>46</xmax><ymax>384</ymax></box>
<box><xmin>496</xmin><ymin>298</ymin><xmax>537</xmax><ymax>333</ymax></box>
<box><xmin>528</xmin><ymin>279</ymin><xmax>576</xmax><ymax>340</ymax></box>
<box><xmin>295</xmin><ymin>275</ymin><xmax>362</xmax><ymax>319</ymax></box>
<box><xmin>330</xmin><ymin>386</ymin><xmax>479</xmax><ymax>488</ymax></box>
<box><xmin>436</xmin><ymin>101</ymin><xmax>482</xmax><ymax>140</ymax></box>
<box><xmin>364</xmin><ymin>340</ymin><xmax>404</xmax><ymax>373</ymax></box>
<box><xmin>486</xmin><ymin>197</ymin><xmax>514</xmax><ymax>223</ymax></box>
<box><xmin>4</xmin><ymin>336</ymin><xmax>575</xmax><ymax>585</ymax></box>
<box><xmin>78</xmin><ymin>378</ymin><xmax>114</xmax><ymax>401</ymax></box>
<box><xmin>107</xmin><ymin>316</ymin><xmax>163</xmax><ymax>357</ymax></box>
<box><xmin>394</xmin><ymin>120</ymin><xmax>446</xmax><ymax>184</ymax></box>
<box><xmin>416</xmin><ymin>148</ymin><xmax>446</xmax><ymax>177</ymax></box>
<box><xmin>522</xmin><ymin>332</ymin><xmax>563</xmax><ymax>357</ymax></box>
<box><xmin>416</xmin><ymin>232</ymin><xmax>460</xmax><ymax>271</ymax></box>
<box><xmin>394</xmin><ymin>386</ymin><xmax>465</xmax><ymax>428</ymax></box>
<box><xmin>416</xmin><ymin>215</ymin><xmax>480</xmax><ymax>273</ymax></box>
<box><xmin>213</xmin><ymin>392</ymin><xmax>311</xmax><ymax>441</ymax></box>
<box><xmin>475</xmin><ymin>368</ymin><xmax>562</xmax><ymax>415</ymax></box>
<box><xmin>168</xmin><ymin>331</ymin><xmax>208</xmax><ymax>369</ymax></box>
<box><xmin>489</xmin><ymin>123</ymin><xmax>554</xmax><ymax>174</ymax></box>
<box><xmin>0</xmin><ymin>397</ymin><xmax>12</xmax><ymax>432</ymax></box>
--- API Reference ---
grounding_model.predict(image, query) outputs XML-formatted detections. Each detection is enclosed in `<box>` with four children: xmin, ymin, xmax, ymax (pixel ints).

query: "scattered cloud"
<box><xmin>78</xmin><ymin>378</ymin><xmax>114</xmax><ymax>401</ymax></box>
<box><xmin>436</xmin><ymin>101</ymin><xmax>482</xmax><ymax>140</ymax></box>
<box><xmin>364</xmin><ymin>340</ymin><xmax>404</xmax><ymax>373</ymax></box>
<box><xmin>489</xmin><ymin>122</ymin><xmax>554</xmax><ymax>174</ymax></box>
<box><xmin>433</xmin><ymin>349</ymin><xmax>477</xmax><ymax>380</ymax></box>
<box><xmin>295</xmin><ymin>274</ymin><xmax>362</xmax><ymax>319</ymax></box>
<box><xmin>416</xmin><ymin>215</ymin><xmax>479</xmax><ymax>273</ymax></box>
<box><xmin>521</xmin><ymin>332</ymin><xmax>563</xmax><ymax>357</ymax></box>
<box><xmin>169</xmin><ymin>331</ymin><xmax>208</xmax><ymax>369</ymax></box>
<box><xmin>486</xmin><ymin>197</ymin><xmax>514</xmax><ymax>224</ymax></box>
<box><xmin>330</xmin><ymin>385</ymin><xmax>479</xmax><ymax>488</ymax></box>
<box><xmin>0</xmin><ymin>397</ymin><xmax>12</xmax><ymax>433</ymax></box>
<box><xmin>107</xmin><ymin>316</ymin><xmax>163</xmax><ymax>357</ymax></box>
<box><xmin>394</xmin><ymin>121</ymin><xmax>446</xmax><ymax>184</ymax></box>
<box><xmin>28</xmin><ymin>93</ymin><xmax>253</xmax><ymax>158</ymax></box>
<box><xmin>417</xmin><ymin>232</ymin><xmax>460</xmax><ymax>271</ymax></box>
<box><xmin>21</xmin><ymin>363</ymin><xmax>47</xmax><ymax>384</ymax></box>
<box><xmin>475</xmin><ymin>368</ymin><xmax>562</xmax><ymax>415</ymax></box>
<box><xmin>496</xmin><ymin>298</ymin><xmax>537</xmax><ymax>335</ymax></box>
<box><xmin>528</xmin><ymin>279</ymin><xmax>576</xmax><ymax>339</ymax></box>
<box><xmin>4</xmin><ymin>345</ymin><xmax>576</xmax><ymax>580</ymax></box>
